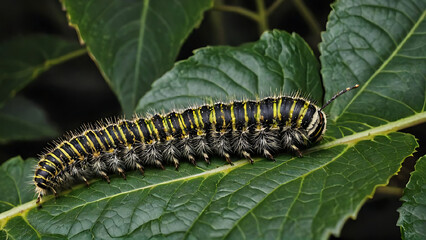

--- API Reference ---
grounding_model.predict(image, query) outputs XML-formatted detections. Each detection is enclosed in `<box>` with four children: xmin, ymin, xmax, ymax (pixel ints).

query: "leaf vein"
<box><xmin>335</xmin><ymin>10</ymin><xmax>425</xmax><ymax>121</ymax></box>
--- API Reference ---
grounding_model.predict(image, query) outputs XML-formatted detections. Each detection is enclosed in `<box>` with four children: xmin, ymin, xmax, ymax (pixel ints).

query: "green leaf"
<box><xmin>397</xmin><ymin>155</ymin><xmax>426</xmax><ymax>240</ymax></box>
<box><xmin>0</xmin><ymin>35</ymin><xmax>86</xmax><ymax>106</ymax></box>
<box><xmin>320</xmin><ymin>0</ymin><xmax>426</xmax><ymax>133</ymax></box>
<box><xmin>2</xmin><ymin>0</ymin><xmax>425</xmax><ymax>237</ymax></box>
<box><xmin>61</xmin><ymin>0</ymin><xmax>214</xmax><ymax>115</ymax></box>
<box><xmin>0</xmin><ymin>26</ymin><xmax>421</xmax><ymax>239</ymax></box>
<box><xmin>0</xmin><ymin>97</ymin><xmax>58</xmax><ymax>143</ymax></box>
<box><xmin>136</xmin><ymin>30</ymin><xmax>322</xmax><ymax>113</ymax></box>
<box><xmin>0</xmin><ymin>133</ymin><xmax>418</xmax><ymax>239</ymax></box>
<box><xmin>0</xmin><ymin>156</ymin><xmax>37</xmax><ymax>213</ymax></box>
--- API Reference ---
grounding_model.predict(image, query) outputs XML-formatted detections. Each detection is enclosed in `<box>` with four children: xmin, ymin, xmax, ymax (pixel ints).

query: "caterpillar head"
<box><xmin>307</xmin><ymin>84</ymin><xmax>359</xmax><ymax>143</ymax></box>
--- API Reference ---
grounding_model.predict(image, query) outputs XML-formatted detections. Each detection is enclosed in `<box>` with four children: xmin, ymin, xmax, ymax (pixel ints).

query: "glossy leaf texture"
<box><xmin>0</xmin><ymin>97</ymin><xmax>58</xmax><ymax>143</ymax></box>
<box><xmin>397</xmin><ymin>155</ymin><xmax>426</xmax><ymax>240</ymax></box>
<box><xmin>0</xmin><ymin>133</ymin><xmax>418</xmax><ymax>239</ymax></box>
<box><xmin>61</xmin><ymin>0</ymin><xmax>213</xmax><ymax>115</ymax></box>
<box><xmin>0</xmin><ymin>35</ymin><xmax>86</xmax><ymax>106</ymax></box>
<box><xmin>320</xmin><ymin>0</ymin><xmax>426</xmax><ymax>137</ymax></box>
<box><xmin>136</xmin><ymin>30</ymin><xmax>322</xmax><ymax>113</ymax></box>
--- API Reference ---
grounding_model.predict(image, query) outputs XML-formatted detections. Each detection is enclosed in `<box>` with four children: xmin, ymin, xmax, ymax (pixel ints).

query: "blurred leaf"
<box><xmin>136</xmin><ymin>30</ymin><xmax>322</xmax><ymax>113</ymax></box>
<box><xmin>0</xmin><ymin>35</ymin><xmax>86</xmax><ymax>106</ymax></box>
<box><xmin>397</xmin><ymin>155</ymin><xmax>426</xmax><ymax>240</ymax></box>
<box><xmin>61</xmin><ymin>0</ymin><xmax>214</xmax><ymax>115</ymax></box>
<box><xmin>0</xmin><ymin>97</ymin><xmax>58</xmax><ymax>143</ymax></box>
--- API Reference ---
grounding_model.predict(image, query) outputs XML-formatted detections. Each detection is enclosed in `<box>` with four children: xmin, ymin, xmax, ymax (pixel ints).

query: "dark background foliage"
<box><xmin>0</xmin><ymin>0</ymin><xmax>424</xmax><ymax>239</ymax></box>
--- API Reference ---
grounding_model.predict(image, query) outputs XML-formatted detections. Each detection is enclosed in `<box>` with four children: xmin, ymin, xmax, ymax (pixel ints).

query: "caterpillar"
<box><xmin>34</xmin><ymin>85</ymin><xmax>359</xmax><ymax>203</ymax></box>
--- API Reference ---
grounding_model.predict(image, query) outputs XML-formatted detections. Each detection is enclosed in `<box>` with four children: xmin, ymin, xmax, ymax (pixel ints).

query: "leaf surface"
<box><xmin>61</xmin><ymin>0</ymin><xmax>213</xmax><ymax>115</ymax></box>
<box><xmin>320</xmin><ymin>0</ymin><xmax>426</xmax><ymax>135</ymax></box>
<box><xmin>136</xmin><ymin>30</ymin><xmax>322</xmax><ymax>113</ymax></box>
<box><xmin>0</xmin><ymin>156</ymin><xmax>36</xmax><ymax>213</ymax></box>
<box><xmin>1</xmin><ymin>0</ymin><xmax>425</xmax><ymax>238</ymax></box>
<box><xmin>0</xmin><ymin>35</ymin><xmax>85</xmax><ymax>106</ymax></box>
<box><xmin>0</xmin><ymin>97</ymin><xmax>58</xmax><ymax>143</ymax></box>
<box><xmin>0</xmin><ymin>133</ymin><xmax>418</xmax><ymax>239</ymax></box>
<box><xmin>397</xmin><ymin>155</ymin><xmax>426</xmax><ymax>240</ymax></box>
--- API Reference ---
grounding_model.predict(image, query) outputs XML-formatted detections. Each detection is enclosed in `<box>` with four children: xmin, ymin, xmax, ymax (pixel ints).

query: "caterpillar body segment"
<box><xmin>34</xmin><ymin>85</ymin><xmax>359</xmax><ymax>203</ymax></box>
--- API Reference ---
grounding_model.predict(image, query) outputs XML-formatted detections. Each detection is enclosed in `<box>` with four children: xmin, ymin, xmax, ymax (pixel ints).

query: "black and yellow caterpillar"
<box><xmin>34</xmin><ymin>85</ymin><xmax>359</xmax><ymax>203</ymax></box>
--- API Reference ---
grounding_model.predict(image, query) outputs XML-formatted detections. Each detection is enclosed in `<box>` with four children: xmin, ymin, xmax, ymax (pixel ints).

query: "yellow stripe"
<box><xmin>145</xmin><ymin>119</ymin><xmax>153</xmax><ymax>142</ymax></box>
<box><xmin>58</xmin><ymin>146</ymin><xmax>71</xmax><ymax>161</ymax></box>
<box><xmin>255</xmin><ymin>102</ymin><xmax>261</xmax><ymax>125</ymax></box>
<box><xmin>41</xmin><ymin>159</ymin><xmax>58</xmax><ymax>175</ymax></box>
<box><xmin>220</xmin><ymin>104</ymin><xmax>226</xmax><ymax>130</ymax></box>
<box><xmin>57</xmin><ymin>146</ymin><xmax>76</xmax><ymax>167</ymax></box>
<box><xmin>84</xmin><ymin>133</ymin><xmax>97</xmax><ymax>152</ymax></box>
<box><xmin>162</xmin><ymin>117</ymin><xmax>172</xmax><ymax>141</ymax></box>
<box><xmin>104</xmin><ymin>127</ymin><xmax>116</xmax><ymax>146</ymax></box>
<box><xmin>178</xmin><ymin>114</ymin><xmax>187</xmax><ymax>136</ymax></box>
<box><xmin>286</xmin><ymin>100</ymin><xmax>297</xmax><ymax>126</ymax></box>
<box><xmin>230</xmin><ymin>103</ymin><xmax>236</xmax><ymax>130</ymax></box>
<box><xmin>277</xmin><ymin>98</ymin><xmax>283</xmax><ymax>121</ymax></box>
<box><xmin>47</xmin><ymin>153</ymin><xmax>64</xmax><ymax>170</ymax></box>
<box><xmin>187</xmin><ymin>113</ymin><xmax>194</xmax><ymax>130</ymax></box>
<box><xmin>134</xmin><ymin>120</ymin><xmax>145</xmax><ymax>142</ymax></box>
<box><xmin>272</xmin><ymin>99</ymin><xmax>278</xmax><ymax>127</ymax></box>
<box><xmin>75</xmin><ymin>138</ymin><xmax>88</xmax><ymax>154</ymax></box>
<box><xmin>197</xmin><ymin>108</ymin><xmax>204</xmax><ymax>129</ymax></box>
<box><xmin>112</xmin><ymin>126</ymin><xmax>124</xmax><ymax>144</ymax></box>
<box><xmin>195</xmin><ymin>109</ymin><xmax>204</xmax><ymax>135</ymax></box>
<box><xmin>296</xmin><ymin>101</ymin><xmax>310</xmax><ymax>128</ymax></box>
<box><xmin>66</xmin><ymin>141</ymin><xmax>82</xmax><ymax>159</ymax></box>
<box><xmin>162</xmin><ymin>117</ymin><xmax>170</xmax><ymax>136</ymax></box>
<box><xmin>116</xmin><ymin>124</ymin><xmax>128</xmax><ymax>145</ymax></box>
<box><xmin>193</xmin><ymin>109</ymin><xmax>200</xmax><ymax>128</ymax></box>
<box><xmin>168</xmin><ymin>116</ymin><xmax>176</xmax><ymax>133</ymax></box>
<box><xmin>34</xmin><ymin>175</ymin><xmax>48</xmax><ymax>181</ymax></box>
<box><xmin>149</xmin><ymin>120</ymin><xmax>160</xmax><ymax>141</ymax></box>
<box><xmin>124</xmin><ymin>121</ymin><xmax>136</xmax><ymax>143</ymax></box>
<box><xmin>92</xmin><ymin>130</ymin><xmax>106</xmax><ymax>150</ymax></box>
<box><xmin>193</xmin><ymin>109</ymin><xmax>201</xmax><ymax>135</ymax></box>
<box><xmin>209</xmin><ymin>106</ymin><xmax>216</xmax><ymax>125</ymax></box>
<box><xmin>243</xmin><ymin>102</ymin><xmax>249</xmax><ymax>129</ymax></box>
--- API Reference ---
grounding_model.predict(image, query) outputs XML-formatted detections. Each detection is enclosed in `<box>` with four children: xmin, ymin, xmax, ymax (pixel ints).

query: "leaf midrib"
<box><xmin>220</xmin><ymin>145</ymin><xmax>351</xmax><ymax>240</ymax></box>
<box><xmin>132</xmin><ymin>0</ymin><xmax>150</xmax><ymax>110</ymax></box>
<box><xmin>0</xmin><ymin>112</ymin><xmax>425</xmax><ymax>224</ymax></box>
<box><xmin>42</xmin><ymin>161</ymin><xmax>246</xmax><ymax>216</ymax></box>
<box><xmin>334</xmin><ymin>10</ymin><xmax>425</xmax><ymax>121</ymax></box>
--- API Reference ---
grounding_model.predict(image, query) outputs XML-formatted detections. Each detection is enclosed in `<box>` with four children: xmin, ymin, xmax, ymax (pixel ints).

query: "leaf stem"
<box><xmin>43</xmin><ymin>48</ymin><xmax>87</xmax><ymax>69</ymax></box>
<box><xmin>213</xmin><ymin>0</ymin><xmax>270</xmax><ymax>35</ymax></box>
<box><xmin>266</xmin><ymin>0</ymin><xmax>286</xmax><ymax>15</ymax></box>
<box><xmin>209</xmin><ymin>0</ymin><xmax>227</xmax><ymax>44</ymax></box>
<box><xmin>213</xmin><ymin>3</ymin><xmax>259</xmax><ymax>22</ymax></box>
<box><xmin>255</xmin><ymin>0</ymin><xmax>269</xmax><ymax>34</ymax></box>
<box><xmin>375</xmin><ymin>186</ymin><xmax>404</xmax><ymax>197</ymax></box>
<box><xmin>307</xmin><ymin>112</ymin><xmax>426</xmax><ymax>153</ymax></box>
<box><xmin>292</xmin><ymin>0</ymin><xmax>321</xmax><ymax>36</ymax></box>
